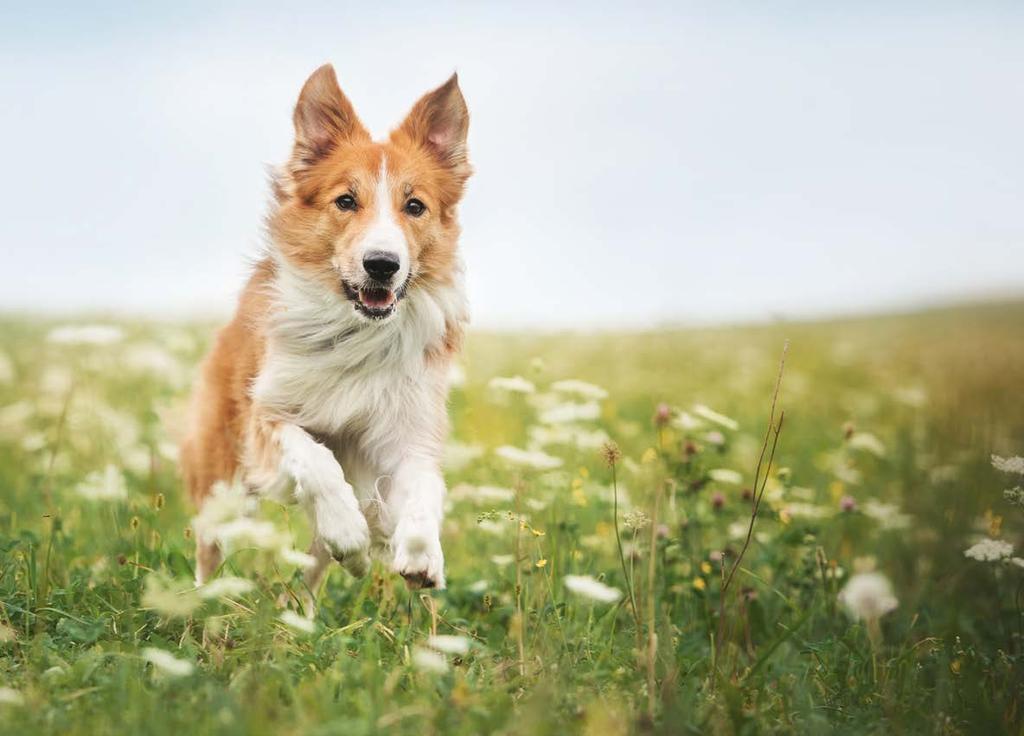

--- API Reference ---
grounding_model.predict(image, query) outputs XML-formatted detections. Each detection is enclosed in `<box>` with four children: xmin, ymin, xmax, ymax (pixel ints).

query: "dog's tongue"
<box><xmin>360</xmin><ymin>287</ymin><xmax>395</xmax><ymax>309</ymax></box>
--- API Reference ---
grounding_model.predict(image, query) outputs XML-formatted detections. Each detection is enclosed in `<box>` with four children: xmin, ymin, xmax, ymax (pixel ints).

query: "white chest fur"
<box><xmin>250</xmin><ymin>261</ymin><xmax>467</xmax><ymax>457</ymax></box>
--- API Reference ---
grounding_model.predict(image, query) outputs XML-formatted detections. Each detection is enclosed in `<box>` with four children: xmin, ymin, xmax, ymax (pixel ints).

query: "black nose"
<box><xmin>362</xmin><ymin>251</ymin><xmax>401</xmax><ymax>281</ymax></box>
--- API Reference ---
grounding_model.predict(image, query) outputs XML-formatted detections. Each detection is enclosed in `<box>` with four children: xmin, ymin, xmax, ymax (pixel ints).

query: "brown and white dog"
<box><xmin>179</xmin><ymin>64</ymin><xmax>470</xmax><ymax>603</ymax></box>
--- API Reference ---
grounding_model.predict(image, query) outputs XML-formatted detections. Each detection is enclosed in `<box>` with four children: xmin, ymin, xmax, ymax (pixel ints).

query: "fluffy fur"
<box><xmin>179</xmin><ymin>64</ymin><xmax>471</xmax><ymax>606</ymax></box>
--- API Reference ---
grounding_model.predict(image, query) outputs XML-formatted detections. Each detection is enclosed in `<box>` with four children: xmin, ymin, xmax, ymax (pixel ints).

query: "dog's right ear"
<box><xmin>291</xmin><ymin>64</ymin><xmax>369</xmax><ymax>169</ymax></box>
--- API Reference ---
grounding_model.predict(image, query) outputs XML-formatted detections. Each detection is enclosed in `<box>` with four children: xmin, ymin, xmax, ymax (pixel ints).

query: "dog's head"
<box><xmin>269</xmin><ymin>65</ymin><xmax>471</xmax><ymax>321</ymax></box>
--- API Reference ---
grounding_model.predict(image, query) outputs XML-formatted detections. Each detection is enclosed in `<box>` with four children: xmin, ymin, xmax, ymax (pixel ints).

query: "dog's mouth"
<box><xmin>342</xmin><ymin>281</ymin><xmax>406</xmax><ymax>320</ymax></box>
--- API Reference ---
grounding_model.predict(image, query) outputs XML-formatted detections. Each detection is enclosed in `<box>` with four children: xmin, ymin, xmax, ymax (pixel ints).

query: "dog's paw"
<box><xmin>315</xmin><ymin>500</ymin><xmax>371</xmax><ymax>578</ymax></box>
<box><xmin>391</xmin><ymin>521</ymin><xmax>445</xmax><ymax>590</ymax></box>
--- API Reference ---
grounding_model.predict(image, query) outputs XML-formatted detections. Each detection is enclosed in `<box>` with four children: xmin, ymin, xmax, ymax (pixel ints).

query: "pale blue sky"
<box><xmin>2</xmin><ymin>2</ymin><xmax>1022</xmax><ymax>327</ymax></box>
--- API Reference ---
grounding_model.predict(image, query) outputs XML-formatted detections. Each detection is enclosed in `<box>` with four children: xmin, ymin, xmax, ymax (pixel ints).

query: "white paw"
<box><xmin>391</xmin><ymin>520</ymin><xmax>445</xmax><ymax>589</ymax></box>
<box><xmin>315</xmin><ymin>496</ymin><xmax>371</xmax><ymax>578</ymax></box>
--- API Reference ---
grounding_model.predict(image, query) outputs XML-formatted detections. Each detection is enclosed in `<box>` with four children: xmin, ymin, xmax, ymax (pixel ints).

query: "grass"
<box><xmin>1</xmin><ymin>300</ymin><xmax>1023</xmax><ymax>734</ymax></box>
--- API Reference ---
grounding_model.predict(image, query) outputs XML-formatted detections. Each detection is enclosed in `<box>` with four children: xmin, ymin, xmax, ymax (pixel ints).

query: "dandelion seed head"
<box><xmin>838</xmin><ymin>572</ymin><xmax>899</xmax><ymax>622</ymax></box>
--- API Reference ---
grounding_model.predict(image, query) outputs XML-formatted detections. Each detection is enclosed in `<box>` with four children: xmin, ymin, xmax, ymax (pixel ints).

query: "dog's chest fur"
<box><xmin>251</xmin><ymin>262</ymin><xmax>467</xmax><ymax>452</ymax></box>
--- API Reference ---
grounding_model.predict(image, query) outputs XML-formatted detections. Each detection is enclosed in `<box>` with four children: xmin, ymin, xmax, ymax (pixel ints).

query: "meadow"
<box><xmin>0</xmin><ymin>301</ymin><xmax>1022</xmax><ymax>735</ymax></box>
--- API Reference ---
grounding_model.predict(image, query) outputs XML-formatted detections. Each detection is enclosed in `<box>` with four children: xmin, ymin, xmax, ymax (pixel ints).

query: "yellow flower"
<box><xmin>579</xmin><ymin>467</ymin><xmax>590</xmax><ymax>479</ymax></box>
<box><xmin>700</xmin><ymin>561</ymin><xmax>712</xmax><ymax>575</ymax></box>
<box><xmin>779</xmin><ymin>508</ymin><xmax>792</xmax><ymax>525</ymax></box>
<box><xmin>692</xmin><ymin>578</ymin><xmax>706</xmax><ymax>591</ymax></box>
<box><xmin>641</xmin><ymin>447</ymin><xmax>658</xmax><ymax>464</ymax></box>
<box><xmin>535</xmin><ymin>559</ymin><xmax>548</xmax><ymax>568</ymax></box>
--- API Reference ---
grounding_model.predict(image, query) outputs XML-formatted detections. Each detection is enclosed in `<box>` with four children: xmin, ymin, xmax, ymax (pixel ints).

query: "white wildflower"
<box><xmin>426</xmin><ymin>634</ymin><xmax>472</xmax><ymax>656</ymax></box>
<box><xmin>75</xmin><ymin>465</ymin><xmax>127</xmax><ymax>502</ymax></box>
<box><xmin>549</xmin><ymin>379</ymin><xmax>608</xmax><ymax>401</ymax></box>
<box><xmin>47</xmin><ymin>324</ymin><xmax>123</xmax><ymax>346</ymax></box>
<box><xmin>539</xmin><ymin>401</ymin><xmax>601</xmax><ymax>425</ymax></box>
<box><xmin>992</xmin><ymin>454</ymin><xmax>1024</xmax><ymax>475</ymax></box>
<box><xmin>477</xmin><ymin>519</ymin><xmax>507</xmax><ymax>535</ymax></box>
<box><xmin>198</xmin><ymin>576</ymin><xmax>254</xmax><ymax>600</ymax></box>
<box><xmin>447</xmin><ymin>363</ymin><xmax>466</xmax><ymax>388</ymax></box>
<box><xmin>709</xmin><ymin>468</ymin><xmax>743</xmax><ymax>485</ymax></box>
<box><xmin>279</xmin><ymin>610</ymin><xmax>316</xmax><ymax>634</ymax></box>
<box><xmin>121</xmin><ymin>444</ymin><xmax>152</xmax><ymax>475</ymax></box>
<box><xmin>728</xmin><ymin>521</ymin><xmax>750</xmax><ymax>539</ymax></box>
<box><xmin>672</xmin><ymin>411</ymin><xmax>703</xmax><ymax>431</ymax></box>
<box><xmin>21</xmin><ymin>432</ymin><xmax>47</xmax><ymax>453</ymax></box>
<box><xmin>444</xmin><ymin>441</ymin><xmax>483</xmax><ymax>471</ymax></box>
<box><xmin>894</xmin><ymin>385</ymin><xmax>927</xmax><ymax>407</ymax></box>
<box><xmin>964</xmin><ymin>538</ymin><xmax>1013</xmax><ymax>562</ymax></box>
<box><xmin>279</xmin><ymin>547</ymin><xmax>318</xmax><ymax>569</ymax></box>
<box><xmin>529</xmin><ymin>424</ymin><xmax>609</xmax><ymax>449</ymax></box>
<box><xmin>495</xmin><ymin>445</ymin><xmax>563</xmax><ymax>470</ymax></box>
<box><xmin>848</xmin><ymin>432</ymin><xmax>886</xmax><ymax>457</ymax></box>
<box><xmin>837</xmin><ymin>572</ymin><xmax>898</xmax><ymax>622</ymax></box>
<box><xmin>784</xmin><ymin>502</ymin><xmax>832</xmax><ymax>519</ymax></box>
<box><xmin>862</xmin><ymin>499</ymin><xmax>911</xmax><ymax>530</ymax></box>
<box><xmin>39</xmin><ymin>366</ymin><xmax>74</xmax><ymax>397</ymax></box>
<box><xmin>488</xmin><ymin>375</ymin><xmax>536</xmax><ymax>394</ymax></box>
<box><xmin>142</xmin><ymin>648</ymin><xmax>194</xmax><ymax>677</ymax></box>
<box><xmin>0</xmin><ymin>687</ymin><xmax>24</xmax><ymax>705</ymax></box>
<box><xmin>490</xmin><ymin>554</ymin><xmax>515</xmax><ymax>566</ymax></box>
<box><xmin>703</xmin><ymin>430</ymin><xmax>726</xmax><ymax>446</ymax></box>
<box><xmin>0</xmin><ymin>352</ymin><xmax>14</xmax><ymax>384</ymax></box>
<box><xmin>693</xmin><ymin>404</ymin><xmax>738</xmax><ymax>431</ymax></box>
<box><xmin>123</xmin><ymin>343</ymin><xmax>187</xmax><ymax>386</ymax></box>
<box><xmin>0</xmin><ymin>401</ymin><xmax>33</xmax><ymax>436</ymax></box>
<box><xmin>412</xmin><ymin>647</ymin><xmax>449</xmax><ymax>674</ymax></box>
<box><xmin>564</xmin><ymin>575</ymin><xmax>623</xmax><ymax>604</ymax></box>
<box><xmin>211</xmin><ymin>519</ymin><xmax>287</xmax><ymax>550</ymax></box>
<box><xmin>468</xmin><ymin>579</ymin><xmax>489</xmax><ymax>594</ymax></box>
<box><xmin>142</xmin><ymin>576</ymin><xmax>202</xmax><ymax>618</ymax></box>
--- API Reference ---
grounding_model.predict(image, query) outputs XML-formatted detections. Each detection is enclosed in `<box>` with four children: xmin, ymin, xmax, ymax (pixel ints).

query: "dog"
<box><xmin>179</xmin><ymin>64</ymin><xmax>471</xmax><ymax>606</ymax></box>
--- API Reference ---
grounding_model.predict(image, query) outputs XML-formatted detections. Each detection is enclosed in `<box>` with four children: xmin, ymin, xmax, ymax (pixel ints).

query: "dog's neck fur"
<box><xmin>251</xmin><ymin>252</ymin><xmax>468</xmax><ymax>438</ymax></box>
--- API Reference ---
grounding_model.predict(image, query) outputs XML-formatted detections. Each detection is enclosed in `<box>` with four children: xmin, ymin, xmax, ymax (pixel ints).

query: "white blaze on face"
<box><xmin>356</xmin><ymin>156</ymin><xmax>409</xmax><ymax>286</ymax></box>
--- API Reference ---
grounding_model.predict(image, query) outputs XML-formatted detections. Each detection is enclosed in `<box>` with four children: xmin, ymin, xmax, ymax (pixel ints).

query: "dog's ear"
<box><xmin>395</xmin><ymin>73</ymin><xmax>470</xmax><ymax>182</ymax></box>
<box><xmin>291</xmin><ymin>64</ymin><xmax>369</xmax><ymax>169</ymax></box>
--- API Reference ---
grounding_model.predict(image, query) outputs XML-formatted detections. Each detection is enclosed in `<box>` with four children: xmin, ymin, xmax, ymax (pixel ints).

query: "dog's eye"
<box><xmin>404</xmin><ymin>198</ymin><xmax>426</xmax><ymax>217</ymax></box>
<box><xmin>334</xmin><ymin>194</ymin><xmax>357</xmax><ymax>211</ymax></box>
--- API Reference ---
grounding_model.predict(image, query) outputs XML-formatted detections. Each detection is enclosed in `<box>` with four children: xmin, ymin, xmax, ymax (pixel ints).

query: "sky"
<box><xmin>1</xmin><ymin>2</ymin><xmax>1022</xmax><ymax>328</ymax></box>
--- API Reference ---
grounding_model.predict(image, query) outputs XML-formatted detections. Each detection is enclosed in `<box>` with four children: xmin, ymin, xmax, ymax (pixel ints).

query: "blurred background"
<box><xmin>2</xmin><ymin>1</ymin><xmax>1022</xmax><ymax>327</ymax></box>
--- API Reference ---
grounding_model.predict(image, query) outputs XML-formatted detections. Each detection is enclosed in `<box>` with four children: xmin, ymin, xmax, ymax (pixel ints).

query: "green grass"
<box><xmin>1</xmin><ymin>301</ymin><xmax>1023</xmax><ymax>734</ymax></box>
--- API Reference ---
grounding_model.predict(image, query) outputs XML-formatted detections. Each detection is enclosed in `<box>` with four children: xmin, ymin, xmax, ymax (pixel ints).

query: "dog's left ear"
<box><xmin>395</xmin><ymin>74</ymin><xmax>470</xmax><ymax>182</ymax></box>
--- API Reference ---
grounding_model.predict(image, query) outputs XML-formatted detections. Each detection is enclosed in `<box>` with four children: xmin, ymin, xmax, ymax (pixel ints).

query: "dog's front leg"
<box><xmin>276</xmin><ymin>424</ymin><xmax>371</xmax><ymax>578</ymax></box>
<box><xmin>387</xmin><ymin>456</ymin><xmax>446</xmax><ymax>589</ymax></box>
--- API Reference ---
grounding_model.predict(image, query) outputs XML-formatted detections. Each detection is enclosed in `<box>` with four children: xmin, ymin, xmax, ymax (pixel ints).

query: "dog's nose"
<box><xmin>362</xmin><ymin>251</ymin><xmax>401</xmax><ymax>281</ymax></box>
